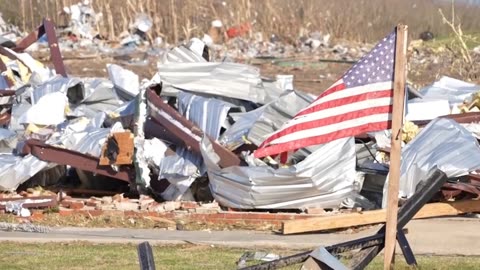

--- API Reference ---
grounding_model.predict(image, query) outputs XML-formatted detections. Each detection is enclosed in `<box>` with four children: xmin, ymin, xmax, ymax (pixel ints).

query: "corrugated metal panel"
<box><xmin>382</xmin><ymin>118</ymin><xmax>480</xmax><ymax>207</ymax></box>
<box><xmin>201</xmin><ymin>136</ymin><xmax>357</xmax><ymax>209</ymax></box>
<box><xmin>157</xmin><ymin>62</ymin><xmax>282</xmax><ymax>104</ymax></box>
<box><xmin>247</xmin><ymin>90</ymin><xmax>315</xmax><ymax>146</ymax></box>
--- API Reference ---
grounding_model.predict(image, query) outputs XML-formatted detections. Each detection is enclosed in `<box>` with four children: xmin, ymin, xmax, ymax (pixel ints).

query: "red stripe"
<box><xmin>258</xmin><ymin>105</ymin><xmax>392</xmax><ymax>148</ymax></box>
<box><xmin>254</xmin><ymin>121</ymin><xmax>391</xmax><ymax>158</ymax></box>
<box><xmin>296</xmin><ymin>89</ymin><xmax>393</xmax><ymax>117</ymax></box>
<box><xmin>295</xmin><ymin>81</ymin><xmax>346</xmax><ymax>116</ymax></box>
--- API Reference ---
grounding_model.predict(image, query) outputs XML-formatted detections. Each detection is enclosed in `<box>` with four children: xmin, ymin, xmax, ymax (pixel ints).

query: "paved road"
<box><xmin>1</xmin><ymin>217</ymin><xmax>479</xmax><ymax>255</ymax></box>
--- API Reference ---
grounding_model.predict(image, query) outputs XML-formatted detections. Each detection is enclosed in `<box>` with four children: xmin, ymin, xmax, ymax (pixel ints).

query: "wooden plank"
<box><xmin>384</xmin><ymin>24</ymin><xmax>408</xmax><ymax>270</ymax></box>
<box><xmin>99</xmin><ymin>131</ymin><xmax>134</xmax><ymax>165</ymax></box>
<box><xmin>282</xmin><ymin>200</ymin><xmax>480</xmax><ymax>235</ymax></box>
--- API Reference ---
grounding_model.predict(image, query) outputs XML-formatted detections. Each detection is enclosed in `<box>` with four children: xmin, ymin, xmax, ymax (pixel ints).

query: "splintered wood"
<box><xmin>281</xmin><ymin>200</ymin><xmax>480</xmax><ymax>234</ymax></box>
<box><xmin>99</xmin><ymin>131</ymin><xmax>134</xmax><ymax>166</ymax></box>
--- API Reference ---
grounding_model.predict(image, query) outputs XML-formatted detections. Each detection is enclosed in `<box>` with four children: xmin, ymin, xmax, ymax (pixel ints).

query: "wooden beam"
<box><xmin>384</xmin><ymin>24</ymin><xmax>408</xmax><ymax>270</ymax></box>
<box><xmin>281</xmin><ymin>200</ymin><xmax>480</xmax><ymax>235</ymax></box>
<box><xmin>99</xmin><ymin>131</ymin><xmax>135</xmax><ymax>166</ymax></box>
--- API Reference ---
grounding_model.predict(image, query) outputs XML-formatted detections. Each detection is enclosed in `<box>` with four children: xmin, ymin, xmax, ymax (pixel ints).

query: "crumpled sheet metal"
<box><xmin>161</xmin><ymin>45</ymin><xmax>207</xmax><ymax>64</ymax></box>
<box><xmin>415</xmin><ymin>76</ymin><xmax>479</xmax><ymax>105</ymax></box>
<box><xmin>247</xmin><ymin>90</ymin><xmax>315</xmax><ymax>146</ymax></box>
<box><xmin>157</xmin><ymin>92</ymin><xmax>233</xmax><ymax>201</ymax></box>
<box><xmin>30</xmin><ymin>75</ymin><xmax>123</xmax><ymax>119</ymax></box>
<box><xmin>69</xmin><ymin>78</ymin><xmax>123</xmax><ymax>118</ymax></box>
<box><xmin>157</xmin><ymin>62</ymin><xmax>278</xmax><ymax>104</ymax></box>
<box><xmin>382</xmin><ymin>118</ymin><xmax>480</xmax><ymax>207</ymax></box>
<box><xmin>31</xmin><ymin>75</ymin><xmax>84</xmax><ymax>104</ymax></box>
<box><xmin>407</xmin><ymin>76</ymin><xmax>479</xmax><ymax>120</ymax></box>
<box><xmin>177</xmin><ymin>91</ymin><xmax>233</xmax><ymax>140</ymax></box>
<box><xmin>219</xmin><ymin>106</ymin><xmax>266</xmax><ymax>149</ymax></box>
<box><xmin>0</xmin><ymin>154</ymin><xmax>49</xmax><ymax>191</ymax></box>
<box><xmin>19</xmin><ymin>91</ymin><xmax>68</xmax><ymax>126</ymax></box>
<box><xmin>107</xmin><ymin>64</ymin><xmax>139</xmax><ymax>100</ymax></box>
<box><xmin>201</xmin><ymin>136</ymin><xmax>357</xmax><ymax>209</ymax></box>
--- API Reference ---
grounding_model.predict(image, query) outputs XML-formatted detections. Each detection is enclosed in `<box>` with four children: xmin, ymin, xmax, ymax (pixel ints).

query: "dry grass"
<box><xmin>1</xmin><ymin>0</ymin><xmax>480</xmax><ymax>43</ymax></box>
<box><xmin>0</xmin><ymin>242</ymin><xmax>479</xmax><ymax>270</ymax></box>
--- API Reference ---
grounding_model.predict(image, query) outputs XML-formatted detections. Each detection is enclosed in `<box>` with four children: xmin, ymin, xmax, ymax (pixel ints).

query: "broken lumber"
<box><xmin>99</xmin><ymin>131</ymin><xmax>134</xmax><ymax>165</ymax></box>
<box><xmin>282</xmin><ymin>200</ymin><xmax>480</xmax><ymax>234</ymax></box>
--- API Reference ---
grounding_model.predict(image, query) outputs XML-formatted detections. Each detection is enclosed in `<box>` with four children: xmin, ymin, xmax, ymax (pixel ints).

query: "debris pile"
<box><xmin>0</xmin><ymin>19</ymin><xmax>479</xmax><ymax>221</ymax></box>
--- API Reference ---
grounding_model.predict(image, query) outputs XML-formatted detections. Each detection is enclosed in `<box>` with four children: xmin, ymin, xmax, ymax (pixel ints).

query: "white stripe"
<box><xmin>281</xmin><ymin>97</ymin><xmax>392</xmax><ymax>129</ymax></box>
<box><xmin>308</xmin><ymin>81</ymin><xmax>393</xmax><ymax>107</ymax></box>
<box><xmin>270</xmin><ymin>113</ymin><xmax>391</xmax><ymax>145</ymax></box>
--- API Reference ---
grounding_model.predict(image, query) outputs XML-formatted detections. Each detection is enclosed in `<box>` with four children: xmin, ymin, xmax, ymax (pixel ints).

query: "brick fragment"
<box><xmin>306</xmin><ymin>207</ymin><xmax>325</xmax><ymax>215</ymax></box>
<box><xmin>101</xmin><ymin>196</ymin><xmax>113</xmax><ymax>204</ymax></box>
<box><xmin>180</xmin><ymin>201</ymin><xmax>199</xmax><ymax>210</ymax></box>
<box><xmin>113</xmin><ymin>201</ymin><xmax>139</xmax><ymax>211</ymax></box>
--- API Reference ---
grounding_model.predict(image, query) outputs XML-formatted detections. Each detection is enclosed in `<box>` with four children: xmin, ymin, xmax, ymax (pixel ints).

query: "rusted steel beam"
<box><xmin>0</xmin><ymin>90</ymin><xmax>16</xmax><ymax>97</ymax></box>
<box><xmin>0</xmin><ymin>46</ymin><xmax>21</xmax><ymax>61</ymax></box>
<box><xmin>15</xmin><ymin>24</ymin><xmax>46</xmax><ymax>52</ymax></box>
<box><xmin>0</xmin><ymin>112</ymin><xmax>11</xmax><ymax>125</ymax></box>
<box><xmin>0</xmin><ymin>57</ymin><xmax>13</xmax><ymax>88</ymax></box>
<box><xmin>43</xmin><ymin>19</ymin><xmax>67</xmax><ymax>77</ymax></box>
<box><xmin>13</xmin><ymin>19</ymin><xmax>67</xmax><ymax>77</ymax></box>
<box><xmin>146</xmin><ymin>88</ymin><xmax>243</xmax><ymax>168</ymax></box>
<box><xmin>21</xmin><ymin>139</ymin><xmax>132</xmax><ymax>183</ymax></box>
<box><xmin>144</xmin><ymin>119</ymin><xmax>183</xmax><ymax>146</ymax></box>
<box><xmin>0</xmin><ymin>195</ymin><xmax>57</xmax><ymax>210</ymax></box>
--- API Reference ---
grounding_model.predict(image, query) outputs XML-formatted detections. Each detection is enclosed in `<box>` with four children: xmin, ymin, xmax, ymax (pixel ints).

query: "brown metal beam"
<box><xmin>43</xmin><ymin>19</ymin><xmax>67</xmax><ymax>77</ymax></box>
<box><xmin>0</xmin><ymin>112</ymin><xmax>11</xmax><ymax>125</ymax></box>
<box><xmin>13</xmin><ymin>18</ymin><xmax>67</xmax><ymax>77</ymax></box>
<box><xmin>146</xmin><ymin>88</ymin><xmax>243</xmax><ymax>168</ymax></box>
<box><xmin>0</xmin><ymin>57</ymin><xmax>13</xmax><ymax>88</ymax></box>
<box><xmin>21</xmin><ymin>139</ymin><xmax>132</xmax><ymax>182</ymax></box>
<box><xmin>15</xmin><ymin>23</ymin><xmax>46</xmax><ymax>52</ymax></box>
<box><xmin>0</xmin><ymin>90</ymin><xmax>16</xmax><ymax>96</ymax></box>
<box><xmin>0</xmin><ymin>195</ymin><xmax>57</xmax><ymax>210</ymax></box>
<box><xmin>144</xmin><ymin>119</ymin><xmax>183</xmax><ymax>146</ymax></box>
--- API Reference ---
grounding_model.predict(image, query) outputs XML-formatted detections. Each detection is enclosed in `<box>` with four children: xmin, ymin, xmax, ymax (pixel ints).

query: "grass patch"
<box><xmin>0</xmin><ymin>242</ymin><xmax>479</xmax><ymax>270</ymax></box>
<box><xmin>424</xmin><ymin>33</ymin><xmax>480</xmax><ymax>50</ymax></box>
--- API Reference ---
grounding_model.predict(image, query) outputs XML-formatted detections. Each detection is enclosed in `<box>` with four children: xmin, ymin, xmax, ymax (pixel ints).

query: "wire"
<box><xmin>355</xmin><ymin>138</ymin><xmax>389</xmax><ymax>170</ymax></box>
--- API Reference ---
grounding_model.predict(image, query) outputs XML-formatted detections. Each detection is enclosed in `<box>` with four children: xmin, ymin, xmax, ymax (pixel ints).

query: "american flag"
<box><xmin>254</xmin><ymin>30</ymin><xmax>397</xmax><ymax>159</ymax></box>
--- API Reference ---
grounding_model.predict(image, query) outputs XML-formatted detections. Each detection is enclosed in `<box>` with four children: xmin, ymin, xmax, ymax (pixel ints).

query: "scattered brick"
<box><xmin>101</xmin><ymin>196</ymin><xmax>113</xmax><ymax>204</ymax></box>
<box><xmin>58</xmin><ymin>208</ymin><xmax>74</xmax><ymax>216</ymax></box>
<box><xmin>86</xmin><ymin>199</ymin><xmax>101</xmax><ymax>207</ymax></box>
<box><xmin>306</xmin><ymin>207</ymin><xmax>325</xmax><ymax>215</ymax></box>
<box><xmin>195</xmin><ymin>208</ymin><xmax>218</xmax><ymax>214</ymax></box>
<box><xmin>147</xmin><ymin>203</ymin><xmax>165</xmax><ymax>213</ymax></box>
<box><xmin>180</xmin><ymin>201</ymin><xmax>199</xmax><ymax>210</ymax></box>
<box><xmin>199</xmin><ymin>202</ymin><xmax>219</xmax><ymax>209</ymax></box>
<box><xmin>70</xmin><ymin>200</ymin><xmax>85</xmax><ymax>210</ymax></box>
<box><xmin>60</xmin><ymin>200</ymin><xmax>85</xmax><ymax>210</ymax></box>
<box><xmin>113</xmin><ymin>201</ymin><xmax>139</xmax><ymax>211</ymax></box>
<box><xmin>163</xmin><ymin>201</ymin><xmax>179</xmax><ymax>212</ymax></box>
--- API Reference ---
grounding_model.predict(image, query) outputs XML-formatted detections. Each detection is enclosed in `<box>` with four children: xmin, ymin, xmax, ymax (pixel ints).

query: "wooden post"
<box><xmin>384</xmin><ymin>24</ymin><xmax>408</xmax><ymax>269</ymax></box>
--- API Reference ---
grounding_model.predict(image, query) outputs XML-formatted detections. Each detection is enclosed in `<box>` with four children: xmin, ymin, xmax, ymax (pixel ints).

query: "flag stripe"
<box><xmin>254</xmin><ymin>121</ymin><xmax>391</xmax><ymax>158</ymax></box>
<box><xmin>266</xmin><ymin>105</ymin><xmax>392</xmax><ymax>145</ymax></box>
<box><xmin>298</xmin><ymin>81</ymin><xmax>393</xmax><ymax>116</ymax></box>
<box><xmin>259</xmin><ymin>94</ymin><xmax>393</xmax><ymax>148</ymax></box>
<box><xmin>270</xmin><ymin>112</ymin><xmax>392</xmax><ymax>145</ymax></box>
<box><xmin>296</xmin><ymin>80</ymin><xmax>346</xmax><ymax>115</ymax></box>
<box><xmin>283</xmin><ymin>91</ymin><xmax>393</xmax><ymax>129</ymax></box>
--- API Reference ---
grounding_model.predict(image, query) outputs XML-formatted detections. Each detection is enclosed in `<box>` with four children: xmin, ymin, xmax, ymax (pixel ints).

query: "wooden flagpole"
<box><xmin>384</xmin><ymin>24</ymin><xmax>408</xmax><ymax>270</ymax></box>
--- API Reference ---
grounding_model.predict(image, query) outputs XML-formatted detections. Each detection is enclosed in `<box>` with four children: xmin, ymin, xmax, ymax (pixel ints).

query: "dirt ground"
<box><xmin>34</xmin><ymin>48</ymin><xmax>478</xmax><ymax>96</ymax></box>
